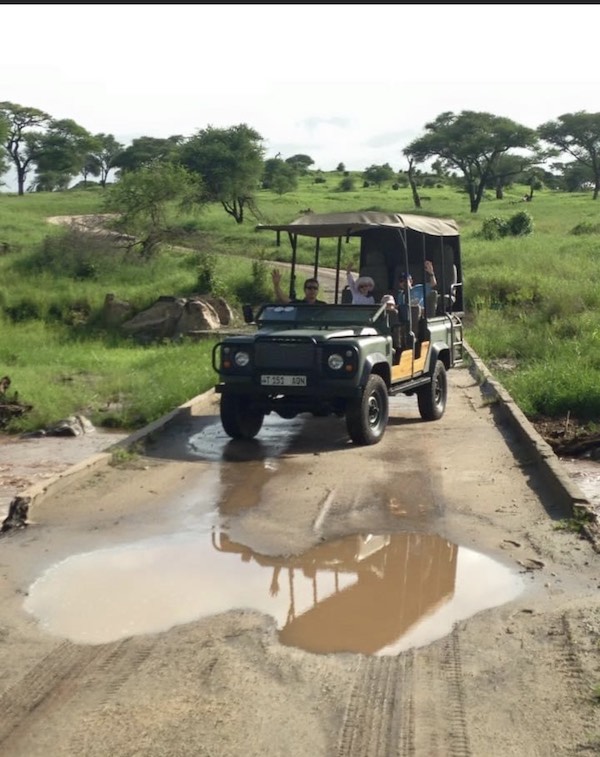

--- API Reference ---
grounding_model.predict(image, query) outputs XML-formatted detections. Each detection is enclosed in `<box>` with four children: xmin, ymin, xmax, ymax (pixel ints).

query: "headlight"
<box><xmin>327</xmin><ymin>353</ymin><xmax>345</xmax><ymax>370</ymax></box>
<box><xmin>234</xmin><ymin>350</ymin><xmax>250</xmax><ymax>367</ymax></box>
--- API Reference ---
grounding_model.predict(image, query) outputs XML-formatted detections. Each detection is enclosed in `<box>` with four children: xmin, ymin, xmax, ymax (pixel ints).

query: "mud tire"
<box><xmin>417</xmin><ymin>360</ymin><xmax>447</xmax><ymax>421</ymax></box>
<box><xmin>220</xmin><ymin>394</ymin><xmax>264</xmax><ymax>439</ymax></box>
<box><xmin>346</xmin><ymin>374</ymin><xmax>389</xmax><ymax>445</ymax></box>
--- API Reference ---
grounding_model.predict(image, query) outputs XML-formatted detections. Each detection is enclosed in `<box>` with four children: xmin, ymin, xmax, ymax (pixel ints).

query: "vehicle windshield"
<box><xmin>257</xmin><ymin>303</ymin><xmax>387</xmax><ymax>328</ymax></box>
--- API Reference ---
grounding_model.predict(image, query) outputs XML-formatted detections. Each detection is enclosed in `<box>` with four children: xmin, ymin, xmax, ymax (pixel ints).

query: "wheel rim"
<box><xmin>434</xmin><ymin>373</ymin><xmax>446</xmax><ymax>408</ymax></box>
<box><xmin>367</xmin><ymin>392</ymin><xmax>382</xmax><ymax>427</ymax></box>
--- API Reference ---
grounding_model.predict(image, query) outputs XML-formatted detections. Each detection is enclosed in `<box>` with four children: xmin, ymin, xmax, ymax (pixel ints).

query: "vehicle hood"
<box><xmin>254</xmin><ymin>326</ymin><xmax>380</xmax><ymax>341</ymax></box>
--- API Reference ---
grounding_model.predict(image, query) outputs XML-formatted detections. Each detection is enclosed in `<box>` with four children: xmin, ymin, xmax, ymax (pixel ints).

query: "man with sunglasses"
<box><xmin>271</xmin><ymin>268</ymin><xmax>327</xmax><ymax>304</ymax></box>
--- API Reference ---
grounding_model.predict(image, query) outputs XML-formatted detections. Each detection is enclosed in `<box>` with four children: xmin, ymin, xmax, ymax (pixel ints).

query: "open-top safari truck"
<box><xmin>212</xmin><ymin>211</ymin><xmax>464</xmax><ymax>445</ymax></box>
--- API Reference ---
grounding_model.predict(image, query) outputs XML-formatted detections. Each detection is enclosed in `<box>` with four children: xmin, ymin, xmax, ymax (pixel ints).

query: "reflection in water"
<box><xmin>185</xmin><ymin>415</ymin><xmax>305</xmax><ymax>465</ymax></box>
<box><xmin>24</xmin><ymin>530</ymin><xmax>523</xmax><ymax>654</ymax></box>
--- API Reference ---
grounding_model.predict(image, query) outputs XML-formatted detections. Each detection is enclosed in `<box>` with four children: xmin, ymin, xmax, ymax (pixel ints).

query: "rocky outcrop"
<box><xmin>114</xmin><ymin>294</ymin><xmax>235</xmax><ymax>343</ymax></box>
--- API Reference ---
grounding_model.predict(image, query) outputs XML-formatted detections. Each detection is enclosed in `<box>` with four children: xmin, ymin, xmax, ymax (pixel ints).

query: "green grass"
<box><xmin>1</xmin><ymin>175</ymin><xmax>600</xmax><ymax>432</ymax></box>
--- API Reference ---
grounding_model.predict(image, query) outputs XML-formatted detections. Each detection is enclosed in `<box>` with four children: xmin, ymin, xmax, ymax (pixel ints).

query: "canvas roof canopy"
<box><xmin>256</xmin><ymin>211</ymin><xmax>459</xmax><ymax>239</ymax></box>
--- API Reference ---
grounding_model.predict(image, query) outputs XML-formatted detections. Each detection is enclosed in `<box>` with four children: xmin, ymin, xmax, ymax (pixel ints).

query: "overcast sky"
<box><xmin>2</xmin><ymin>4</ymin><xmax>600</xmax><ymax>177</ymax></box>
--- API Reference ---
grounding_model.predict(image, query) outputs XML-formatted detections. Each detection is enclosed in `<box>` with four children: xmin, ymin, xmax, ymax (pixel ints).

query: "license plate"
<box><xmin>261</xmin><ymin>375</ymin><xmax>307</xmax><ymax>387</ymax></box>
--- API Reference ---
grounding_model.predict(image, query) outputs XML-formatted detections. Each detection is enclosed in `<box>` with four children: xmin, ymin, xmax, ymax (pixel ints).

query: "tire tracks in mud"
<box><xmin>0</xmin><ymin>637</ymin><xmax>155</xmax><ymax>756</ymax></box>
<box><xmin>337</xmin><ymin>629</ymin><xmax>471</xmax><ymax>757</ymax></box>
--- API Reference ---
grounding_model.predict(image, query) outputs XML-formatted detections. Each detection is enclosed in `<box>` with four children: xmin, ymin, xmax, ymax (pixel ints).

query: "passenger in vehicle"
<box><xmin>271</xmin><ymin>268</ymin><xmax>327</xmax><ymax>304</ymax></box>
<box><xmin>345</xmin><ymin>261</ymin><xmax>375</xmax><ymax>304</ymax></box>
<box><xmin>381</xmin><ymin>294</ymin><xmax>398</xmax><ymax>313</ymax></box>
<box><xmin>396</xmin><ymin>260</ymin><xmax>437</xmax><ymax>308</ymax></box>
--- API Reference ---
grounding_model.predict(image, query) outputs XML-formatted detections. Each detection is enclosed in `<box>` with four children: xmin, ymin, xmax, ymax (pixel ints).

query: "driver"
<box><xmin>271</xmin><ymin>268</ymin><xmax>327</xmax><ymax>304</ymax></box>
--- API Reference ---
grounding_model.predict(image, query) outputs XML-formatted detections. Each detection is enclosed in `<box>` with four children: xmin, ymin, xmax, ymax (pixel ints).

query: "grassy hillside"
<box><xmin>1</xmin><ymin>175</ymin><xmax>599</xmax><ymax>432</ymax></box>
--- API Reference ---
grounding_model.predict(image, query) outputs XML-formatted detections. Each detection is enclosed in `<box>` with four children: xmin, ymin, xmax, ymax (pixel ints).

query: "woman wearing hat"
<box><xmin>345</xmin><ymin>261</ymin><xmax>375</xmax><ymax>304</ymax></box>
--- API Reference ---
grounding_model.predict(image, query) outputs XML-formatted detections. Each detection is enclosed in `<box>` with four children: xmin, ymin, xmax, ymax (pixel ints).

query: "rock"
<box><xmin>194</xmin><ymin>294</ymin><xmax>234</xmax><ymax>326</ymax></box>
<box><xmin>117</xmin><ymin>294</ymin><xmax>236</xmax><ymax>342</ymax></box>
<box><xmin>121</xmin><ymin>296</ymin><xmax>186</xmax><ymax>341</ymax></box>
<box><xmin>47</xmin><ymin>415</ymin><xmax>95</xmax><ymax>437</ymax></box>
<box><xmin>175</xmin><ymin>299</ymin><xmax>221</xmax><ymax>336</ymax></box>
<box><xmin>103</xmin><ymin>293</ymin><xmax>132</xmax><ymax>326</ymax></box>
<box><xmin>1</xmin><ymin>495</ymin><xmax>31</xmax><ymax>533</ymax></box>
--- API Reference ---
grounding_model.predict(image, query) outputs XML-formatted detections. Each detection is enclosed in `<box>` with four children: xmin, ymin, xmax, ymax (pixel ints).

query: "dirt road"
<box><xmin>0</xmin><ymin>363</ymin><xmax>599</xmax><ymax>756</ymax></box>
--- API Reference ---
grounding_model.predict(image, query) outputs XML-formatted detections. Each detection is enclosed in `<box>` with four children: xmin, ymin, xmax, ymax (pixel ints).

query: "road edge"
<box><xmin>464</xmin><ymin>341</ymin><xmax>599</xmax><ymax>550</ymax></box>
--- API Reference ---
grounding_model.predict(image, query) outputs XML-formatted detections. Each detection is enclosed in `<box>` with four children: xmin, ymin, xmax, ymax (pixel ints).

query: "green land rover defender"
<box><xmin>212</xmin><ymin>211</ymin><xmax>464</xmax><ymax>445</ymax></box>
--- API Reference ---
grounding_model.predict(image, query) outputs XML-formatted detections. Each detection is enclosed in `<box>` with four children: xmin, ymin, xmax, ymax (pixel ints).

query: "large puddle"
<box><xmin>24</xmin><ymin>530</ymin><xmax>523</xmax><ymax>655</ymax></box>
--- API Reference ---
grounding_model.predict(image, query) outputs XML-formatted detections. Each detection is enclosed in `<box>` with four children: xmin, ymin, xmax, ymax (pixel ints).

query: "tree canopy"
<box><xmin>285</xmin><ymin>154</ymin><xmax>314</xmax><ymax>173</ymax></box>
<box><xmin>262</xmin><ymin>157</ymin><xmax>297</xmax><ymax>195</ymax></box>
<box><xmin>0</xmin><ymin>101</ymin><xmax>52</xmax><ymax>194</ymax></box>
<box><xmin>363</xmin><ymin>163</ymin><xmax>395</xmax><ymax>187</ymax></box>
<box><xmin>32</xmin><ymin>118</ymin><xmax>94</xmax><ymax>191</ymax></box>
<box><xmin>112</xmin><ymin>135</ymin><xmax>184</xmax><ymax>174</ymax></box>
<box><xmin>406</xmin><ymin>110</ymin><xmax>538</xmax><ymax>212</ymax></box>
<box><xmin>178</xmin><ymin>124</ymin><xmax>265</xmax><ymax>224</ymax></box>
<box><xmin>538</xmin><ymin>111</ymin><xmax>600</xmax><ymax>200</ymax></box>
<box><xmin>102</xmin><ymin>162</ymin><xmax>200</xmax><ymax>257</ymax></box>
<box><xmin>87</xmin><ymin>133</ymin><xmax>125</xmax><ymax>187</ymax></box>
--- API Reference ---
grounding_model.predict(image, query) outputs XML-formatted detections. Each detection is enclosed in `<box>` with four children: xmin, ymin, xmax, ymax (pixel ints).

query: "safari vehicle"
<box><xmin>212</xmin><ymin>211</ymin><xmax>464</xmax><ymax>445</ymax></box>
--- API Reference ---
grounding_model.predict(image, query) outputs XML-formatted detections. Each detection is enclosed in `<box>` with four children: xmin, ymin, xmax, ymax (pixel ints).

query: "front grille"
<box><xmin>255</xmin><ymin>338</ymin><xmax>317</xmax><ymax>370</ymax></box>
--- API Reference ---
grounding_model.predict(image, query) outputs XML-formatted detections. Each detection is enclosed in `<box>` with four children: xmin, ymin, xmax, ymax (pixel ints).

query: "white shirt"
<box><xmin>346</xmin><ymin>272</ymin><xmax>375</xmax><ymax>304</ymax></box>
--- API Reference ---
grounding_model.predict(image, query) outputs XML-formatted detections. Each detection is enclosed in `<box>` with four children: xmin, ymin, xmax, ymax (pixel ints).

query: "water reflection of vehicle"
<box><xmin>211</xmin><ymin>530</ymin><xmax>458</xmax><ymax>655</ymax></box>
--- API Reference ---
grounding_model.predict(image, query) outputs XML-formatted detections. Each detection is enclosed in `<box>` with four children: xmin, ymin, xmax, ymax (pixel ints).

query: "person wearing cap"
<box><xmin>396</xmin><ymin>260</ymin><xmax>437</xmax><ymax>308</ymax></box>
<box><xmin>345</xmin><ymin>261</ymin><xmax>375</xmax><ymax>304</ymax></box>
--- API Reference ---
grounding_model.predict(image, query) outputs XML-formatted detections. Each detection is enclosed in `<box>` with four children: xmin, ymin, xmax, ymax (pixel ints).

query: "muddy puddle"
<box><xmin>24</xmin><ymin>529</ymin><xmax>523</xmax><ymax>654</ymax></box>
<box><xmin>24</xmin><ymin>410</ymin><xmax>526</xmax><ymax>655</ymax></box>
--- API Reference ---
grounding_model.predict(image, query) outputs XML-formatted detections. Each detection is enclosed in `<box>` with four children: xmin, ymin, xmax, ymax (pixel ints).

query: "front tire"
<box><xmin>417</xmin><ymin>360</ymin><xmax>447</xmax><ymax>420</ymax></box>
<box><xmin>346</xmin><ymin>374</ymin><xmax>389</xmax><ymax>445</ymax></box>
<box><xmin>220</xmin><ymin>394</ymin><xmax>264</xmax><ymax>439</ymax></box>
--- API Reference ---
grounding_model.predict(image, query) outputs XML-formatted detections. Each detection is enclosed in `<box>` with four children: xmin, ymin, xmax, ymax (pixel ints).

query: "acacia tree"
<box><xmin>538</xmin><ymin>111</ymin><xmax>600</xmax><ymax>200</ymax></box>
<box><xmin>102</xmin><ymin>163</ymin><xmax>200</xmax><ymax>258</ymax></box>
<box><xmin>0</xmin><ymin>101</ymin><xmax>51</xmax><ymax>194</ymax></box>
<box><xmin>178</xmin><ymin>124</ymin><xmax>265</xmax><ymax>224</ymax></box>
<box><xmin>262</xmin><ymin>157</ymin><xmax>297</xmax><ymax>195</ymax></box>
<box><xmin>486</xmin><ymin>153</ymin><xmax>536</xmax><ymax>199</ymax></box>
<box><xmin>407</xmin><ymin>111</ymin><xmax>538</xmax><ymax>212</ymax></box>
<box><xmin>111</xmin><ymin>135</ymin><xmax>183</xmax><ymax>174</ymax></box>
<box><xmin>285</xmin><ymin>154</ymin><xmax>314</xmax><ymax>174</ymax></box>
<box><xmin>363</xmin><ymin>163</ymin><xmax>395</xmax><ymax>188</ymax></box>
<box><xmin>86</xmin><ymin>133</ymin><xmax>124</xmax><ymax>187</ymax></box>
<box><xmin>32</xmin><ymin>118</ymin><xmax>94</xmax><ymax>191</ymax></box>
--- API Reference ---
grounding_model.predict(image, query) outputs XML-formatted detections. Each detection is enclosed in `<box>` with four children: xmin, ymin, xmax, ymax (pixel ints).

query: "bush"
<box><xmin>22</xmin><ymin>229</ymin><xmax>126</xmax><ymax>279</ymax></box>
<box><xmin>480</xmin><ymin>211</ymin><xmax>533</xmax><ymax>240</ymax></box>
<box><xmin>481</xmin><ymin>216</ymin><xmax>509</xmax><ymax>240</ymax></box>
<box><xmin>338</xmin><ymin>176</ymin><xmax>355</xmax><ymax>192</ymax></box>
<box><xmin>234</xmin><ymin>259</ymin><xmax>273</xmax><ymax>305</ymax></box>
<box><xmin>570</xmin><ymin>221</ymin><xmax>600</xmax><ymax>235</ymax></box>
<box><xmin>5</xmin><ymin>299</ymin><xmax>41</xmax><ymax>322</ymax></box>
<box><xmin>196</xmin><ymin>250</ymin><xmax>223</xmax><ymax>294</ymax></box>
<box><xmin>508</xmin><ymin>211</ymin><xmax>534</xmax><ymax>236</ymax></box>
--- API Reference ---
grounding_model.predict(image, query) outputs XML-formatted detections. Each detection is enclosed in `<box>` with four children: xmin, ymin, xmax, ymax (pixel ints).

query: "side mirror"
<box><xmin>242</xmin><ymin>304</ymin><xmax>254</xmax><ymax>324</ymax></box>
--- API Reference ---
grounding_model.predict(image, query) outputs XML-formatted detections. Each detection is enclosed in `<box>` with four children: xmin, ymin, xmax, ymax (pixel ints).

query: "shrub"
<box><xmin>508</xmin><ymin>211</ymin><xmax>534</xmax><ymax>236</ymax></box>
<box><xmin>480</xmin><ymin>211</ymin><xmax>533</xmax><ymax>240</ymax></box>
<box><xmin>5</xmin><ymin>299</ymin><xmax>41</xmax><ymax>322</ymax></box>
<box><xmin>570</xmin><ymin>221</ymin><xmax>600</xmax><ymax>235</ymax></box>
<box><xmin>21</xmin><ymin>229</ymin><xmax>126</xmax><ymax>279</ymax></box>
<box><xmin>196</xmin><ymin>250</ymin><xmax>223</xmax><ymax>294</ymax></box>
<box><xmin>338</xmin><ymin>176</ymin><xmax>355</xmax><ymax>192</ymax></box>
<box><xmin>234</xmin><ymin>259</ymin><xmax>272</xmax><ymax>305</ymax></box>
<box><xmin>481</xmin><ymin>216</ymin><xmax>509</xmax><ymax>240</ymax></box>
